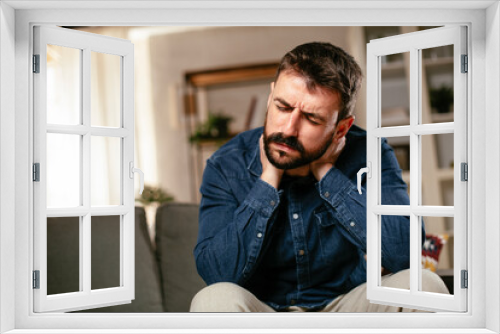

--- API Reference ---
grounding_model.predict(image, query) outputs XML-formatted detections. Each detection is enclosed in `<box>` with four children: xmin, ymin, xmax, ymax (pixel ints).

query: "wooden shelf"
<box><xmin>423</xmin><ymin>56</ymin><xmax>454</xmax><ymax>69</ymax></box>
<box><xmin>194</xmin><ymin>135</ymin><xmax>234</xmax><ymax>147</ymax></box>
<box><xmin>381</xmin><ymin>61</ymin><xmax>405</xmax><ymax>77</ymax></box>
<box><xmin>436</xmin><ymin>168</ymin><xmax>454</xmax><ymax>181</ymax></box>
<box><xmin>186</xmin><ymin>62</ymin><xmax>278</xmax><ymax>88</ymax></box>
<box><xmin>400</xmin><ymin>168</ymin><xmax>453</xmax><ymax>184</ymax></box>
<box><xmin>431</xmin><ymin>112</ymin><xmax>454</xmax><ymax>123</ymax></box>
<box><xmin>381</xmin><ymin>56</ymin><xmax>452</xmax><ymax>77</ymax></box>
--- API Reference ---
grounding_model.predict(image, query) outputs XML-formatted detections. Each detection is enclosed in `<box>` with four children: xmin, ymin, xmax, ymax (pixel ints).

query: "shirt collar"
<box><xmin>247</xmin><ymin>138</ymin><xmax>263</xmax><ymax>177</ymax></box>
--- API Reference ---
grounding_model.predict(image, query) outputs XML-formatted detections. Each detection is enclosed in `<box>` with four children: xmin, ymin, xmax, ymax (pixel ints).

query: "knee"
<box><xmin>382</xmin><ymin>269</ymin><xmax>449</xmax><ymax>294</ymax></box>
<box><xmin>421</xmin><ymin>269</ymin><xmax>450</xmax><ymax>294</ymax></box>
<box><xmin>190</xmin><ymin>282</ymin><xmax>247</xmax><ymax>312</ymax></box>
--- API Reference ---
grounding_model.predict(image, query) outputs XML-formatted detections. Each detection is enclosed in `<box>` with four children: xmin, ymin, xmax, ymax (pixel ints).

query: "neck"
<box><xmin>285</xmin><ymin>165</ymin><xmax>310</xmax><ymax>178</ymax></box>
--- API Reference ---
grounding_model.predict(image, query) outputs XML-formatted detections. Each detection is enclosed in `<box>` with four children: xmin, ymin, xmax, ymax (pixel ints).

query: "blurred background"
<box><xmin>46</xmin><ymin>27</ymin><xmax>457</xmax><ymax>306</ymax></box>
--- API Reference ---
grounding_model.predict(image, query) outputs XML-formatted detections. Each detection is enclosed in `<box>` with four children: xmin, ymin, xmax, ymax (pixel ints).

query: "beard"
<box><xmin>263</xmin><ymin>126</ymin><xmax>335</xmax><ymax>170</ymax></box>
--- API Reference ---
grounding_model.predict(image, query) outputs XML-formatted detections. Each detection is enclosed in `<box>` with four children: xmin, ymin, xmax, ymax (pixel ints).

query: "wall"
<box><xmin>0</xmin><ymin>2</ymin><xmax>16</xmax><ymax>333</ymax></box>
<box><xmin>146</xmin><ymin>26</ymin><xmax>356</xmax><ymax>202</ymax></box>
<box><xmin>486</xmin><ymin>2</ymin><xmax>500</xmax><ymax>332</ymax></box>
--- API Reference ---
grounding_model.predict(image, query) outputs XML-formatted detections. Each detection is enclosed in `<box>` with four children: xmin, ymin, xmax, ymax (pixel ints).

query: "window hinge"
<box><xmin>461</xmin><ymin>270</ymin><xmax>468</xmax><ymax>289</ymax></box>
<box><xmin>33</xmin><ymin>163</ymin><xmax>40</xmax><ymax>182</ymax></box>
<box><xmin>33</xmin><ymin>54</ymin><xmax>40</xmax><ymax>73</ymax></box>
<box><xmin>461</xmin><ymin>162</ymin><xmax>468</xmax><ymax>181</ymax></box>
<box><xmin>461</xmin><ymin>54</ymin><xmax>468</xmax><ymax>73</ymax></box>
<box><xmin>33</xmin><ymin>270</ymin><xmax>40</xmax><ymax>289</ymax></box>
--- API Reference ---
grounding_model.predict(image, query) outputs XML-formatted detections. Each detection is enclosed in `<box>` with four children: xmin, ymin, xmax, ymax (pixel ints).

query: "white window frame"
<box><xmin>1</xmin><ymin>1</ymin><xmax>498</xmax><ymax>333</ymax></box>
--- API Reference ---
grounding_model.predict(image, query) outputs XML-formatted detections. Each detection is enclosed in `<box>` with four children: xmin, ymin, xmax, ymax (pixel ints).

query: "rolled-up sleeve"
<box><xmin>194</xmin><ymin>160</ymin><xmax>281</xmax><ymax>285</ymax></box>
<box><xmin>315</xmin><ymin>139</ymin><xmax>419</xmax><ymax>274</ymax></box>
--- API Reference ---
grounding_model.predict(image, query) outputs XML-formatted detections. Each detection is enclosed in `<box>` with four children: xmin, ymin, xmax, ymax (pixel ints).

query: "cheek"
<box><xmin>301</xmin><ymin>129</ymin><xmax>333</xmax><ymax>150</ymax></box>
<box><xmin>266</xmin><ymin>108</ymin><xmax>284</xmax><ymax>130</ymax></box>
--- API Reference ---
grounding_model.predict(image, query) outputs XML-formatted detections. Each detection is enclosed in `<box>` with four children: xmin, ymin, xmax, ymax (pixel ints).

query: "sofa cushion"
<box><xmin>155</xmin><ymin>203</ymin><xmax>206</xmax><ymax>312</ymax></box>
<box><xmin>74</xmin><ymin>207</ymin><xmax>164</xmax><ymax>312</ymax></box>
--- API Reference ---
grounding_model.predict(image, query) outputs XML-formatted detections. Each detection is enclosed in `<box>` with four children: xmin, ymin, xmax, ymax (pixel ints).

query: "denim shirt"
<box><xmin>194</xmin><ymin>125</ymin><xmax>416</xmax><ymax>311</ymax></box>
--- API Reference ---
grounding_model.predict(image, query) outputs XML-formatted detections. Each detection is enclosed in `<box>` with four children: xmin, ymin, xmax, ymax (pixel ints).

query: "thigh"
<box><xmin>322</xmin><ymin>269</ymin><xmax>443</xmax><ymax>313</ymax></box>
<box><xmin>190</xmin><ymin>282</ymin><xmax>275</xmax><ymax>312</ymax></box>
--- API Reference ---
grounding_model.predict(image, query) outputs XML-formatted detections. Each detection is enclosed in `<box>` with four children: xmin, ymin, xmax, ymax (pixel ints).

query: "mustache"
<box><xmin>266</xmin><ymin>133</ymin><xmax>305</xmax><ymax>153</ymax></box>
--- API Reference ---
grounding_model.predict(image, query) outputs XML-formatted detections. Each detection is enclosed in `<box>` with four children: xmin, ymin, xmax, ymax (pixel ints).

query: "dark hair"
<box><xmin>275</xmin><ymin>42</ymin><xmax>363</xmax><ymax>122</ymax></box>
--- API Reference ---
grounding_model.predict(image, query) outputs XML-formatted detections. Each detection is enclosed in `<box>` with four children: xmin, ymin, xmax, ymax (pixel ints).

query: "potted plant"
<box><xmin>136</xmin><ymin>185</ymin><xmax>174</xmax><ymax>244</ymax></box>
<box><xmin>190</xmin><ymin>112</ymin><xmax>233</xmax><ymax>143</ymax></box>
<box><xmin>429</xmin><ymin>85</ymin><xmax>453</xmax><ymax>114</ymax></box>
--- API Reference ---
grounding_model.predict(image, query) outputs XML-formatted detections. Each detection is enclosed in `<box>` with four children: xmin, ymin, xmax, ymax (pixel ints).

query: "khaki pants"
<box><xmin>190</xmin><ymin>269</ymin><xmax>449</xmax><ymax>312</ymax></box>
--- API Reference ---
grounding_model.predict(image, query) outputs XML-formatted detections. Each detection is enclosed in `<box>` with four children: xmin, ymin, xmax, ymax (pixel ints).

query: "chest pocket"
<box><xmin>315</xmin><ymin>209</ymin><xmax>352</xmax><ymax>265</ymax></box>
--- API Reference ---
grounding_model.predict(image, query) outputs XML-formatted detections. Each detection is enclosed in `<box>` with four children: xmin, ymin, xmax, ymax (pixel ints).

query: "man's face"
<box><xmin>263</xmin><ymin>70</ymin><xmax>342</xmax><ymax>170</ymax></box>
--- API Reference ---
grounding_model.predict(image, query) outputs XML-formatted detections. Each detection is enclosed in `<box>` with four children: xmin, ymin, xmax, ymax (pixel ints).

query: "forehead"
<box><xmin>273</xmin><ymin>71</ymin><xmax>340</xmax><ymax>112</ymax></box>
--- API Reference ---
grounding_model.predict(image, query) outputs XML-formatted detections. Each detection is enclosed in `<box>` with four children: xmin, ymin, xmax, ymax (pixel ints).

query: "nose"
<box><xmin>282</xmin><ymin>109</ymin><xmax>300</xmax><ymax>137</ymax></box>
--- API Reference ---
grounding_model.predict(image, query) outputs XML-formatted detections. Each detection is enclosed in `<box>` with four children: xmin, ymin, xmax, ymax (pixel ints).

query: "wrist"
<box><xmin>313</xmin><ymin>163</ymin><xmax>333</xmax><ymax>181</ymax></box>
<box><xmin>261</xmin><ymin>170</ymin><xmax>282</xmax><ymax>189</ymax></box>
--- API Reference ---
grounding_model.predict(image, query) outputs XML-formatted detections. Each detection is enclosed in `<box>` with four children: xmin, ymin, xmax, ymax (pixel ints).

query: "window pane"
<box><xmin>421</xmin><ymin>216</ymin><xmax>453</xmax><ymax>295</ymax></box>
<box><xmin>91</xmin><ymin>215</ymin><xmax>121</xmax><ymax>290</ymax></box>
<box><xmin>382</xmin><ymin>137</ymin><xmax>410</xmax><ymax>204</ymax></box>
<box><xmin>91</xmin><ymin>52</ymin><xmax>121</xmax><ymax>128</ymax></box>
<box><xmin>47</xmin><ymin>45</ymin><xmax>81</xmax><ymax>125</ymax></box>
<box><xmin>380</xmin><ymin>215</ymin><xmax>410</xmax><ymax>291</ymax></box>
<box><xmin>380</xmin><ymin>51</ymin><xmax>410</xmax><ymax>127</ymax></box>
<box><xmin>91</xmin><ymin>136</ymin><xmax>121</xmax><ymax>206</ymax></box>
<box><xmin>47</xmin><ymin>217</ymin><xmax>80</xmax><ymax>295</ymax></box>
<box><xmin>47</xmin><ymin>133</ymin><xmax>81</xmax><ymax>208</ymax></box>
<box><xmin>421</xmin><ymin>45</ymin><xmax>454</xmax><ymax>124</ymax></box>
<box><xmin>421</xmin><ymin>133</ymin><xmax>454</xmax><ymax>206</ymax></box>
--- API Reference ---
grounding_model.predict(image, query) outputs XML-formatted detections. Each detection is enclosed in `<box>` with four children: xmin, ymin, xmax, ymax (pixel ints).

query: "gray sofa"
<box><xmin>47</xmin><ymin>203</ymin><xmax>205</xmax><ymax>313</ymax></box>
<box><xmin>48</xmin><ymin>203</ymin><xmax>455</xmax><ymax>313</ymax></box>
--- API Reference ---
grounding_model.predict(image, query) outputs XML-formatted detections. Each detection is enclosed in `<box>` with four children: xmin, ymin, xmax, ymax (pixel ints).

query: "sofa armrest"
<box><xmin>155</xmin><ymin>202</ymin><xmax>206</xmax><ymax>312</ymax></box>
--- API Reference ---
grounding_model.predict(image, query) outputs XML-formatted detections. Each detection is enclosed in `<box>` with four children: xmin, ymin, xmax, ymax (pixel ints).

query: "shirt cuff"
<box><xmin>244</xmin><ymin>178</ymin><xmax>282</xmax><ymax>217</ymax></box>
<box><xmin>316</xmin><ymin>167</ymin><xmax>366</xmax><ymax>248</ymax></box>
<box><xmin>316</xmin><ymin>167</ymin><xmax>356</xmax><ymax>207</ymax></box>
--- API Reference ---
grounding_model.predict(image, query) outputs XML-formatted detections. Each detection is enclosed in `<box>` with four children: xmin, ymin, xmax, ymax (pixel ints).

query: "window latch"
<box><xmin>357</xmin><ymin>162</ymin><xmax>371</xmax><ymax>195</ymax></box>
<box><xmin>129</xmin><ymin>162</ymin><xmax>144</xmax><ymax>194</ymax></box>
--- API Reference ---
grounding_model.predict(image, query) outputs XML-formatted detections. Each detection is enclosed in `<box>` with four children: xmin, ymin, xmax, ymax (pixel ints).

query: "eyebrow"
<box><xmin>274</xmin><ymin>97</ymin><xmax>292</xmax><ymax>108</ymax></box>
<box><xmin>274</xmin><ymin>97</ymin><xmax>327</xmax><ymax>123</ymax></box>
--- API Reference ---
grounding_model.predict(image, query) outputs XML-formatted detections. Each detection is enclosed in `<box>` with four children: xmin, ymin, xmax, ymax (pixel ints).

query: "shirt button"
<box><xmin>298</xmin><ymin>249</ymin><xmax>305</xmax><ymax>256</ymax></box>
<box><xmin>350</xmin><ymin>221</ymin><xmax>356</xmax><ymax>227</ymax></box>
<box><xmin>293</xmin><ymin>213</ymin><xmax>299</xmax><ymax>219</ymax></box>
<box><xmin>257</xmin><ymin>232</ymin><xmax>263</xmax><ymax>238</ymax></box>
<box><xmin>324</xmin><ymin>191</ymin><xmax>330</xmax><ymax>198</ymax></box>
<box><xmin>270</xmin><ymin>200</ymin><xmax>275</xmax><ymax>206</ymax></box>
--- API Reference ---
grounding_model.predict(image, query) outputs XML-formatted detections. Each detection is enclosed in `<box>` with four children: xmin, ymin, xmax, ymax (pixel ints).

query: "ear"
<box><xmin>334</xmin><ymin>116</ymin><xmax>355</xmax><ymax>141</ymax></box>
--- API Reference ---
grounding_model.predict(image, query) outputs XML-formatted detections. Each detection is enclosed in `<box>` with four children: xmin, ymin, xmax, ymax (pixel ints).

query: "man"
<box><xmin>190</xmin><ymin>42</ymin><xmax>448</xmax><ymax>312</ymax></box>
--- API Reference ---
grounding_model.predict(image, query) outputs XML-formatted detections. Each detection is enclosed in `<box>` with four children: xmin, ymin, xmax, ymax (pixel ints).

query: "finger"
<box><xmin>335</xmin><ymin>137</ymin><xmax>346</xmax><ymax>156</ymax></box>
<box><xmin>259</xmin><ymin>135</ymin><xmax>265</xmax><ymax>155</ymax></box>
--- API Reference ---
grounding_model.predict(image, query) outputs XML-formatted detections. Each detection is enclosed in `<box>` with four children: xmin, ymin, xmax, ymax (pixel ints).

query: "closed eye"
<box><xmin>304</xmin><ymin>113</ymin><xmax>324</xmax><ymax>125</ymax></box>
<box><xmin>276</xmin><ymin>105</ymin><xmax>292</xmax><ymax>112</ymax></box>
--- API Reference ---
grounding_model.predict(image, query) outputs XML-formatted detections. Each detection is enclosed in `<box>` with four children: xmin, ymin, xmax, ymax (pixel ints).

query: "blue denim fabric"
<box><xmin>194</xmin><ymin>125</ymin><xmax>418</xmax><ymax>311</ymax></box>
